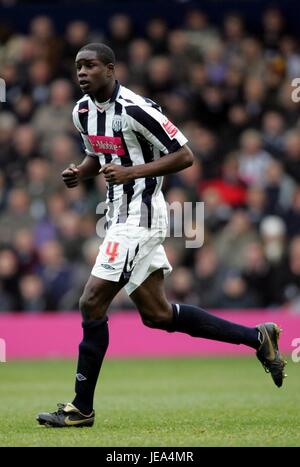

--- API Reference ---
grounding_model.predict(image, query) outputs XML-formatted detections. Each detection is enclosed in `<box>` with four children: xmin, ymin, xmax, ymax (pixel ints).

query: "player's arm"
<box><xmin>64</xmin><ymin>106</ymin><xmax>101</xmax><ymax>187</ymax></box>
<box><xmin>62</xmin><ymin>156</ymin><xmax>100</xmax><ymax>188</ymax></box>
<box><xmin>100</xmin><ymin>144</ymin><xmax>193</xmax><ymax>184</ymax></box>
<box><xmin>128</xmin><ymin>144</ymin><xmax>193</xmax><ymax>178</ymax></box>
<box><xmin>100</xmin><ymin>104</ymin><xmax>193</xmax><ymax>184</ymax></box>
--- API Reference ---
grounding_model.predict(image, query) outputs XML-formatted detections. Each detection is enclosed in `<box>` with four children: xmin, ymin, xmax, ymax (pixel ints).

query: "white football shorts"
<box><xmin>91</xmin><ymin>224</ymin><xmax>172</xmax><ymax>295</ymax></box>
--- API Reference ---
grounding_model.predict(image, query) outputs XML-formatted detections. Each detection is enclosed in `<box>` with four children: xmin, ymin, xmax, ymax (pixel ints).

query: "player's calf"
<box><xmin>139</xmin><ymin>303</ymin><xmax>174</xmax><ymax>330</ymax></box>
<box><xmin>79</xmin><ymin>293</ymin><xmax>108</xmax><ymax>321</ymax></box>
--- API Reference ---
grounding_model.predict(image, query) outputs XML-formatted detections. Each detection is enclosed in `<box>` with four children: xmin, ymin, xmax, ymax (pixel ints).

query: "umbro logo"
<box><xmin>78</xmin><ymin>108</ymin><xmax>89</xmax><ymax>114</ymax></box>
<box><xmin>76</xmin><ymin>373</ymin><xmax>87</xmax><ymax>381</ymax></box>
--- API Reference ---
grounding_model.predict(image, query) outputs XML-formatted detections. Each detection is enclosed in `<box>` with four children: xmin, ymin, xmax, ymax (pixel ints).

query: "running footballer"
<box><xmin>37</xmin><ymin>44</ymin><xmax>286</xmax><ymax>428</ymax></box>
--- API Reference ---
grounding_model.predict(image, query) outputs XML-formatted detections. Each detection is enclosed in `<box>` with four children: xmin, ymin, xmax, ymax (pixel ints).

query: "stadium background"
<box><xmin>0</xmin><ymin>0</ymin><xmax>300</xmax><ymax>448</ymax></box>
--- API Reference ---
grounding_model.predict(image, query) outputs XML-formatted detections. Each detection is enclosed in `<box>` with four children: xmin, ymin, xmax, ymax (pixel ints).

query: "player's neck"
<box><xmin>93</xmin><ymin>79</ymin><xmax>116</xmax><ymax>103</ymax></box>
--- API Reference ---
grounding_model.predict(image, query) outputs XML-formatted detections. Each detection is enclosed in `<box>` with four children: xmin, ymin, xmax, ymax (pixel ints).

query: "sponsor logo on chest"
<box><xmin>87</xmin><ymin>135</ymin><xmax>125</xmax><ymax>156</ymax></box>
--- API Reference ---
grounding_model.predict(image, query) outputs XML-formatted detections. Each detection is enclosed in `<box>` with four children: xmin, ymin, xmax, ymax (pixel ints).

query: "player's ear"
<box><xmin>106</xmin><ymin>63</ymin><xmax>115</xmax><ymax>77</ymax></box>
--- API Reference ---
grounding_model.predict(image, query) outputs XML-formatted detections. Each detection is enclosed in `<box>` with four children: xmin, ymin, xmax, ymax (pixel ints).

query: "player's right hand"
<box><xmin>61</xmin><ymin>163</ymin><xmax>80</xmax><ymax>188</ymax></box>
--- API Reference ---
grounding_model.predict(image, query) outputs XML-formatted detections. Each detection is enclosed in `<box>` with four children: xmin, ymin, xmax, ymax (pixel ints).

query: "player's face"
<box><xmin>75</xmin><ymin>50</ymin><xmax>114</xmax><ymax>95</ymax></box>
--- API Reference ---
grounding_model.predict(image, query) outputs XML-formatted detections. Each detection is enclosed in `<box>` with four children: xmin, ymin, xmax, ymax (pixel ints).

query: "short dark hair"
<box><xmin>78</xmin><ymin>43</ymin><xmax>116</xmax><ymax>64</ymax></box>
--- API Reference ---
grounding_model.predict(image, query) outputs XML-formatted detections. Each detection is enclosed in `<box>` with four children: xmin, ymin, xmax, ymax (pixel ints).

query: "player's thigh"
<box><xmin>80</xmin><ymin>274</ymin><xmax>126</xmax><ymax>320</ymax></box>
<box><xmin>130</xmin><ymin>268</ymin><xmax>172</xmax><ymax>321</ymax></box>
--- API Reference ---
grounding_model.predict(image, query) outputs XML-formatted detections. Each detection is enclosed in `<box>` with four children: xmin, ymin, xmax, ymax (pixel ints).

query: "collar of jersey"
<box><xmin>109</xmin><ymin>80</ymin><xmax>120</xmax><ymax>103</ymax></box>
<box><xmin>95</xmin><ymin>98</ymin><xmax>110</xmax><ymax>112</ymax></box>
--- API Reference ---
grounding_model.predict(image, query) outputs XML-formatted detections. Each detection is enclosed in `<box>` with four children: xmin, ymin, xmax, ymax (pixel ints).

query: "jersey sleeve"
<box><xmin>72</xmin><ymin>106</ymin><xmax>98</xmax><ymax>157</ymax></box>
<box><xmin>125</xmin><ymin>104</ymin><xmax>188</xmax><ymax>154</ymax></box>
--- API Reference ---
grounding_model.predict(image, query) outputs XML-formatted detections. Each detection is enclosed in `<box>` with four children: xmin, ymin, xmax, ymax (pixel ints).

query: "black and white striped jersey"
<box><xmin>72</xmin><ymin>80</ymin><xmax>188</xmax><ymax>228</ymax></box>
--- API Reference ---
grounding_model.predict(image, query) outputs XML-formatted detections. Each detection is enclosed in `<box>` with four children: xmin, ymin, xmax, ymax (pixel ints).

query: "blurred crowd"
<box><xmin>1</xmin><ymin>7</ymin><xmax>300</xmax><ymax>312</ymax></box>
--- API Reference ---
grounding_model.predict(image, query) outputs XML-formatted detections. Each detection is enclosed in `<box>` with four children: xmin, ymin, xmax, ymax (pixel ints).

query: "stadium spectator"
<box><xmin>27</xmin><ymin>59</ymin><xmax>52</xmax><ymax>105</ymax></box>
<box><xmin>128</xmin><ymin>38</ymin><xmax>152</xmax><ymax>86</ymax></box>
<box><xmin>222</xmin><ymin>13</ymin><xmax>245</xmax><ymax>60</ymax></box>
<box><xmin>238</xmin><ymin>129</ymin><xmax>273</xmax><ymax>186</ymax></box>
<box><xmin>37</xmin><ymin>240</ymin><xmax>73</xmax><ymax>309</ymax></box>
<box><xmin>242</xmin><ymin>241</ymin><xmax>273</xmax><ymax>307</ymax></box>
<box><xmin>201</xmin><ymin>185</ymin><xmax>232</xmax><ymax>233</ymax></box>
<box><xmin>13</xmin><ymin>228</ymin><xmax>40</xmax><ymax>275</ymax></box>
<box><xmin>261</xmin><ymin>110</ymin><xmax>286</xmax><ymax>157</ymax></box>
<box><xmin>259</xmin><ymin>215</ymin><xmax>287</xmax><ymax>266</ymax></box>
<box><xmin>0</xmin><ymin>171</ymin><xmax>8</xmax><ymax>211</ymax></box>
<box><xmin>283</xmin><ymin>129</ymin><xmax>300</xmax><ymax>182</ymax></box>
<box><xmin>217</xmin><ymin>269</ymin><xmax>261</xmax><ymax>309</ymax></box>
<box><xmin>106</xmin><ymin>14</ymin><xmax>132</xmax><ymax>62</ymax></box>
<box><xmin>167</xmin><ymin>266</ymin><xmax>198</xmax><ymax>305</ymax></box>
<box><xmin>275</xmin><ymin>235</ymin><xmax>300</xmax><ymax>307</ymax></box>
<box><xmin>213</xmin><ymin>210</ymin><xmax>259</xmax><ymax>269</ymax></box>
<box><xmin>194</xmin><ymin>245</ymin><xmax>228</xmax><ymax>309</ymax></box>
<box><xmin>261</xmin><ymin>7</ymin><xmax>287</xmax><ymax>53</ymax></box>
<box><xmin>0</xmin><ymin>188</ymin><xmax>36</xmax><ymax>245</ymax></box>
<box><xmin>32</xmin><ymin>79</ymin><xmax>74</xmax><ymax>151</ymax></box>
<box><xmin>199</xmin><ymin>152</ymin><xmax>247</xmax><ymax>208</ymax></box>
<box><xmin>28</xmin><ymin>15</ymin><xmax>63</xmax><ymax>70</ymax></box>
<box><xmin>245</xmin><ymin>185</ymin><xmax>267</xmax><ymax>227</ymax></box>
<box><xmin>0</xmin><ymin>248</ymin><xmax>21</xmax><ymax>311</ymax></box>
<box><xmin>264</xmin><ymin>158</ymin><xmax>296</xmax><ymax>214</ymax></box>
<box><xmin>283</xmin><ymin>187</ymin><xmax>300</xmax><ymax>238</ymax></box>
<box><xmin>19</xmin><ymin>274</ymin><xmax>48</xmax><ymax>311</ymax></box>
<box><xmin>62</xmin><ymin>21</ymin><xmax>91</xmax><ymax>77</ymax></box>
<box><xmin>145</xmin><ymin>17</ymin><xmax>168</xmax><ymax>56</ymax></box>
<box><xmin>183</xmin><ymin>9</ymin><xmax>220</xmax><ymax>54</ymax></box>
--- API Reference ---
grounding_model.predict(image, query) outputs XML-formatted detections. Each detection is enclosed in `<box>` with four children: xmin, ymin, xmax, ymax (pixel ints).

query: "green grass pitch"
<box><xmin>0</xmin><ymin>356</ymin><xmax>299</xmax><ymax>447</ymax></box>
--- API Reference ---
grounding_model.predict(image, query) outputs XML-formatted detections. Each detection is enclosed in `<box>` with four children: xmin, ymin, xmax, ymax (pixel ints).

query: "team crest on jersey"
<box><xmin>112</xmin><ymin>115</ymin><xmax>122</xmax><ymax>132</ymax></box>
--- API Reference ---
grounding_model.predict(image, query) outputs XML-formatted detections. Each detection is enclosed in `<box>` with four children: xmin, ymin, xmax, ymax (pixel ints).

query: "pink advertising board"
<box><xmin>0</xmin><ymin>310</ymin><xmax>298</xmax><ymax>359</ymax></box>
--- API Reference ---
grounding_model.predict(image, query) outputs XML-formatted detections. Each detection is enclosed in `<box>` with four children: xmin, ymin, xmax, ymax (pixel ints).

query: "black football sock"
<box><xmin>170</xmin><ymin>304</ymin><xmax>260</xmax><ymax>349</ymax></box>
<box><xmin>72</xmin><ymin>318</ymin><xmax>109</xmax><ymax>415</ymax></box>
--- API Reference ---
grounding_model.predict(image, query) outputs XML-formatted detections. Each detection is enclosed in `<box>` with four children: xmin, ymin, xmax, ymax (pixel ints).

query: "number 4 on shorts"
<box><xmin>105</xmin><ymin>241</ymin><xmax>119</xmax><ymax>262</ymax></box>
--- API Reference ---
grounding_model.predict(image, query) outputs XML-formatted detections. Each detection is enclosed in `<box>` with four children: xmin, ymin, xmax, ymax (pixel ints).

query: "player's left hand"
<box><xmin>99</xmin><ymin>164</ymin><xmax>134</xmax><ymax>184</ymax></box>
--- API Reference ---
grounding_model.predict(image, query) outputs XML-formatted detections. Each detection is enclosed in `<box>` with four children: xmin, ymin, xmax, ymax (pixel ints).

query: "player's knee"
<box><xmin>79</xmin><ymin>292</ymin><xmax>107</xmax><ymax>321</ymax></box>
<box><xmin>140</xmin><ymin>305</ymin><xmax>173</xmax><ymax>330</ymax></box>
